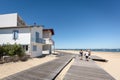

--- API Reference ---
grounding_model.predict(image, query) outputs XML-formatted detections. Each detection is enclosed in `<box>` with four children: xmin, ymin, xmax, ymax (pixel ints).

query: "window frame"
<box><xmin>13</xmin><ymin>30</ymin><xmax>19</xmax><ymax>40</ymax></box>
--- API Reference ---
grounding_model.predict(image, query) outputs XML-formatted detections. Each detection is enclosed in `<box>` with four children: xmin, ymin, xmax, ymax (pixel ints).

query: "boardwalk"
<box><xmin>1</xmin><ymin>52</ymin><xmax>116</xmax><ymax>80</ymax></box>
<box><xmin>64</xmin><ymin>55</ymin><xmax>116</xmax><ymax>80</ymax></box>
<box><xmin>2</xmin><ymin>54</ymin><xmax>74</xmax><ymax>80</ymax></box>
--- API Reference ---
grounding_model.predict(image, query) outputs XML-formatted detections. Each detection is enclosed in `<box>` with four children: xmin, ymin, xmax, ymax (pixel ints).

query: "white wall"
<box><xmin>31</xmin><ymin>43</ymin><xmax>43</xmax><ymax>57</ymax></box>
<box><xmin>0</xmin><ymin>13</ymin><xmax>17</xmax><ymax>27</ymax></box>
<box><xmin>31</xmin><ymin>26</ymin><xmax>43</xmax><ymax>38</ymax></box>
<box><xmin>0</xmin><ymin>28</ymin><xmax>31</xmax><ymax>45</ymax></box>
<box><xmin>31</xmin><ymin>26</ymin><xmax>43</xmax><ymax>42</ymax></box>
<box><xmin>30</xmin><ymin>26</ymin><xmax>43</xmax><ymax>57</ymax></box>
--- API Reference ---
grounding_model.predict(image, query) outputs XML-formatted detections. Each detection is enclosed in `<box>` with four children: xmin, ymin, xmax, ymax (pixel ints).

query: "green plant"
<box><xmin>2</xmin><ymin>44</ymin><xmax>13</xmax><ymax>56</ymax></box>
<box><xmin>13</xmin><ymin>44</ymin><xmax>25</xmax><ymax>57</ymax></box>
<box><xmin>2</xmin><ymin>44</ymin><xmax>25</xmax><ymax>57</ymax></box>
<box><xmin>0</xmin><ymin>45</ymin><xmax>4</xmax><ymax>58</ymax></box>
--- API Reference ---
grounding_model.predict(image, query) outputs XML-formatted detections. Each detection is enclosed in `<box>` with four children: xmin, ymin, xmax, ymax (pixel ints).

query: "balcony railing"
<box><xmin>32</xmin><ymin>38</ymin><xmax>45</xmax><ymax>44</ymax></box>
<box><xmin>44</xmin><ymin>38</ymin><xmax>53</xmax><ymax>45</ymax></box>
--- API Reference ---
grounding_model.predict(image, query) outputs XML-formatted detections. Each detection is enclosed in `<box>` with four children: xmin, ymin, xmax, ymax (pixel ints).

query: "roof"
<box><xmin>0</xmin><ymin>25</ymin><xmax>43</xmax><ymax>29</ymax></box>
<box><xmin>0</xmin><ymin>26</ymin><xmax>31</xmax><ymax>29</ymax></box>
<box><xmin>43</xmin><ymin>29</ymin><xmax>54</xmax><ymax>35</ymax></box>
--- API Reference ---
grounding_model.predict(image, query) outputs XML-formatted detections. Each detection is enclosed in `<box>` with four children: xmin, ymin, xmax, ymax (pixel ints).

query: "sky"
<box><xmin>0</xmin><ymin>0</ymin><xmax>120</xmax><ymax>49</ymax></box>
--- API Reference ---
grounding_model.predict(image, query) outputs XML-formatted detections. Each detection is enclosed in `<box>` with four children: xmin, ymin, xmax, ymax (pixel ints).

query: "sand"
<box><xmin>92</xmin><ymin>52</ymin><xmax>120</xmax><ymax>80</ymax></box>
<box><xmin>57</xmin><ymin>50</ymin><xmax>120</xmax><ymax>80</ymax></box>
<box><xmin>0</xmin><ymin>55</ymin><xmax>57</xmax><ymax>79</ymax></box>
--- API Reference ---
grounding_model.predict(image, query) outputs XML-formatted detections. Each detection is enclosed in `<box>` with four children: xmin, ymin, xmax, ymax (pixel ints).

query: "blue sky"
<box><xmin>0</xmin><ymin>0</ymin><xmax>120</xmax><ymax>49</ymax></box>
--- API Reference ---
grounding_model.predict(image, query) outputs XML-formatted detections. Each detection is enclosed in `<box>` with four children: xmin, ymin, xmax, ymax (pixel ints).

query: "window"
<box><xmin>22</xmin><ymin>45</ymin><xmax>28</xmax><ymax>51</ymax></box>
<box><xmin>13</xmin><ymin>30</ymin><xmax>19</xmax><ymax>40</ymax></box>
<box><xmin>36</xmin><ymin>32</ymin><xmax>39</xmax><ymax>42</ymax></box>
<box><xmin>33</xmin><ymin>45</ymin><xmax>37</xmax><ymax>51</ymax></box>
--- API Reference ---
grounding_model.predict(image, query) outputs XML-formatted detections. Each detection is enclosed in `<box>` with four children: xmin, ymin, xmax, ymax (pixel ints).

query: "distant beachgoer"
<box><xmin>84</xmin><ymin>50</ymin><xmax>89</xmax><ymax>61</ymax></box>
<box><xmin>79</xmin><ymin>49</ymin><xmax>83</xmax><ymax>60</ymax></box>
<box><xmin>88</xmin><ymin>49</ymin><xmax>91</xmax><ymax>59</ymax></box>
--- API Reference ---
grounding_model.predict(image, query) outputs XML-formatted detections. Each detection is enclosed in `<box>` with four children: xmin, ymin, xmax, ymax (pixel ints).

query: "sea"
<box><xmin>57</xmin><ymin>49</ymin><xmax>120</xmax><ymax>52</ymax></box>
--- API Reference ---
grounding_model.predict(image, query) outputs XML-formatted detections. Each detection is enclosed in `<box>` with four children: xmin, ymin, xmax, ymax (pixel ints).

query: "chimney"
<box><xmin>34</xmin><ymin>22</ymin><xmax>36</xmax><ymax>26</ymax></box>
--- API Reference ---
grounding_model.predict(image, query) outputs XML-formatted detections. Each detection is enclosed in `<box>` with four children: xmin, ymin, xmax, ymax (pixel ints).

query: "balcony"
<box><xmin>32</xmin><ymin>38</ymin><xmax>45</xmax><ymax>44</ymax></box>
<box><xmin>44</xmin><ymin>38</ymin><xmax>54</xmax><ymax>45</ymax></box>
<box><xmin>36</xmin><ymin>38</ymin><xmax>45</xmax><ymax>43</ymax></box>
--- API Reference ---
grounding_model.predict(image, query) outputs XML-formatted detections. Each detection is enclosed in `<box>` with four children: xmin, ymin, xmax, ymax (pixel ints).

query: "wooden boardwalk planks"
<box><xmin>64</xmin><ymin>55</ymin><xmax>116</xmax><ymax>80</ymax></box>
<box><xmin>2</xmin><ymin>54</ymin><xmax>74</xmax><ymax>80</ymax></box>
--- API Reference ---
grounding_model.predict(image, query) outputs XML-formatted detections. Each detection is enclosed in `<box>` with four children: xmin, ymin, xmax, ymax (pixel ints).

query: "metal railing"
<box><xmin>32</xmin><ymin>38</ymin><xmax>45</xmax><ymax>44</ymax></box>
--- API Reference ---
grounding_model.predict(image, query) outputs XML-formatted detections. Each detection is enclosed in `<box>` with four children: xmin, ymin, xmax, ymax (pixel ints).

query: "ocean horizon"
<box><xmin>56</xmin><ymin>49</ymin><xmax>120</xmax><ymax>52</ymax></box>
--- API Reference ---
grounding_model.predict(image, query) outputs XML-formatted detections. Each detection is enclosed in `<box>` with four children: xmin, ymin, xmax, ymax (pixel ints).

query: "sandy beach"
<box><xmin>92</xmin><ymin>52</ymin><xmax>120</xmax><ymax>80</ymax></box>
<box><xmin>0</xmin><ymin>55</ymin><xmax>57</xmax><ymax>79</ymax></box>
<box><xmin>57</xmin><ymin>50</ymin><xmax>120</xmax><ymax>80</ymax></box>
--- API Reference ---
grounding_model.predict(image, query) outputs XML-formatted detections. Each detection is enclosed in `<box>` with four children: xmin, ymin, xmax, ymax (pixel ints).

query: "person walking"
<box><xmin>79</xmin><ymin>49</ymin><xmax>83</xmax><ymax>60</ymax></box>
<box><xmin>84</xmin><ymin>50</ymin><xmax>89</xmax><ymax>61</ymax></box>
<box><xmin>88</xmin><ymin>49</ymin><xmax>91</xmax><ymax>59</ymax></box>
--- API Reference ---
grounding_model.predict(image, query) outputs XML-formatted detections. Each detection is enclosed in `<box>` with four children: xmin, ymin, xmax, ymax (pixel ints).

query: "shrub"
<box><xmin>2</xmin><ymin>44</ymin><xmax>12</xmax><ymax>56</ymax></box>
<box><xmin>0</xmin><ymin>44</ymin><xmax>27</xmax><ymax>63</ymax></box>
<box><xmin>13</xmin><ymin>44</ymin><xmax>25</xmax><ymax>57</ymax></box>
<box><xmin>0</xmin><ymin>45</ymin><xmax>4</xmax><ymax>58</ymax></box>
<box><xmin>1</xmin><ymin>44</ymin><xmax>25</xmax><ymax>57</ymax></box>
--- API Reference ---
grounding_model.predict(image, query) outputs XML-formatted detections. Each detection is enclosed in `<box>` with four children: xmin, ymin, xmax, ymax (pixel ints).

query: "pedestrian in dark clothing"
<box><xmin>79</xmin><ymin>49</ymin><xmax>83</xmax><ymax>60</ymax></box>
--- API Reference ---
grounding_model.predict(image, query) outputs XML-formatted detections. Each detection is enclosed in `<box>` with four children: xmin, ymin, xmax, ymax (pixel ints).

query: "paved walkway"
<box><xmin>64</xmin><ymin>55</ymin><xmax>116</xmax><ymax>80</ymax></box>
<box><xmin>2</xmin><ymin>54</ymin><xmax>74</xmax><ymax>80</ymax></box>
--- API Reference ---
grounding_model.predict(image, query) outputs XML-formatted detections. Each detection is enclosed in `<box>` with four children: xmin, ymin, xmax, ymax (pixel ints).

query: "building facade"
<box><xmin>0</xmin><ymin>13</ymin><xmax>26</xmax><ymax>27</ymax></box>
<box><xmin>43</xmin><ymin>29</ymin><xmax>54</xmax><ymax>54</ymax></box>
<box><xmin>0</xmin><ymin>13</ymin><xmax>54</xmax><ymax>57</ymax></box>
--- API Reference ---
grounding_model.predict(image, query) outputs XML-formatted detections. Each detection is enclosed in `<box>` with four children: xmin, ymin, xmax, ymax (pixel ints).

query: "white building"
<box><xmin>43</xmin><ymin>29</ymin><xmax>54</xmax><ymax>54</ymax></box>
<box><xmin>0</xmin><ymin>13</ymin><xmax>54</xmax><ymax>57</ymax></box>
<box><xmin>0</xmin><ymin>13</ymin><xmax>26</xmax><ymax>27</ymax></box>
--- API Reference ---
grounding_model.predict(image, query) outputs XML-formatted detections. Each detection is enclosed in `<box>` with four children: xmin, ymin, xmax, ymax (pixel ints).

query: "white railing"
<box><xmin>44</xmin><ymin>38</ymin><xmax>53</xmax><ymax>44</ymax></box>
